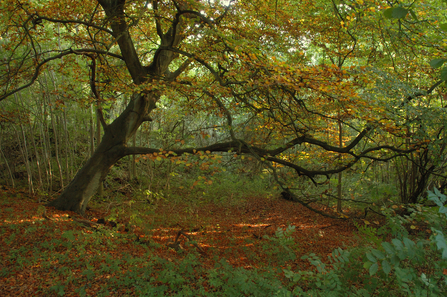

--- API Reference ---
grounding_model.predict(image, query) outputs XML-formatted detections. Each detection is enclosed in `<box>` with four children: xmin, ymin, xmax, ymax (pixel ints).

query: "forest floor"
<box><xmin>0</xmin><ymin>185</ymin><xmax>364</xmax><ymax>296</ymax></box>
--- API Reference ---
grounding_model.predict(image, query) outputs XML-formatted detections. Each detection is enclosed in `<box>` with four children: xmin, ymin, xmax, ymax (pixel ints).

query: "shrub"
<box><xmin>282</xmin><ymin>189</ymin><xmax>447</xmax><ymax>296</ymax></box>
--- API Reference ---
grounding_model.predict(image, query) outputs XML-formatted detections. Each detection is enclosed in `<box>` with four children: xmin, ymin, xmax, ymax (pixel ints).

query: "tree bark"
<box><xmin>48</xmin><ymin>92</ymin><xmax>156</xmax><ymax>214</ymax></box>
<box><xmin>47</xmin><ymin>0</ymin><xmax>164</xmax><ymax>214</ymax></box>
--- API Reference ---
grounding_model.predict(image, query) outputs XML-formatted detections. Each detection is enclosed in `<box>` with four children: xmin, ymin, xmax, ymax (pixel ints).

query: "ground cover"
<box><xmin>0</xmin><ymin>186</ymin><xmax>358</xmax><ymax>296</ymax></box>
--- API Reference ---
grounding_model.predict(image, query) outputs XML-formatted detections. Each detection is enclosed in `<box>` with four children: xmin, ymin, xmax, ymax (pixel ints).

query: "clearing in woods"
<box><xmin>0</xmin><ymin>186</ymin><xmax>359</xmax><ymax>296</ymax></box>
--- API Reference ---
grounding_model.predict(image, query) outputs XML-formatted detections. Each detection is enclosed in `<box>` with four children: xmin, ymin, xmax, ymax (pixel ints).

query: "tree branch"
<box><xmin>402</xmin><ymin>79</ymin><xmax>444</xmax><ymax>106</ymax></box>
<box><xmin>98</xmin><ymin>0</ymin><xmax>146</xmax><ymax>83</ymax></box>
<box><xmin>0</xmin><ymin>49</ymin><xmax>124</xmax><ymax>102</ymax></box>
<box><xmin>32</xmin><ymin>15</ymin><xmax>113</xmax><ymax>35</ymax></box>
<box><xmin>86</xmin><ymin>54</ymin><xmax>108</xmax><ymax>129</ymax></box>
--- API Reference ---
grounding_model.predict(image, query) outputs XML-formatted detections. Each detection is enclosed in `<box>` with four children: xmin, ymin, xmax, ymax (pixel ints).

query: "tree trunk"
<box><xmin>48</xmin><ymin>0</ymin><xmax>181</xmax><ymax>214</ymax></box>
<box><xmin>337</xmin><ymin>120</ymin><xmax>343</xmax><ymax>213</ymax></box>
<box><xmin>48</xmin><ymin>92</ymin><xmax>155</xmax><ymax>214</ymax></box>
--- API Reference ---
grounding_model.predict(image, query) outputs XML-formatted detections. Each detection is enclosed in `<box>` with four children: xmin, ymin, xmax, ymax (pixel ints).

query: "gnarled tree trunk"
<box><xmin>48</xmin><ymin>93</ymin><xmax>156</xmax><ymax>214</ymax></box>
<box><xmin>47</xmin><ymin>0</ymin><xmax>182</xmax><ymax>214</ymax></box>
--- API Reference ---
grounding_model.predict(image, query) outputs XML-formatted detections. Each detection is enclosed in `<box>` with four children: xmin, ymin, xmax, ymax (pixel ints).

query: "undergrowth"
<box><xmin>1</xmin><ymin>188</ymin><xmax>447</xmax><ymax>296</ymax></box>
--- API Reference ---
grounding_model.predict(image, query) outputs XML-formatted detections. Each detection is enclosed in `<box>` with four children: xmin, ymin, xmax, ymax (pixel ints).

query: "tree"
<box><xmin>0</xmin><ymin>0</ymin><xmax>444</xmax><ymax>215</ymax></box>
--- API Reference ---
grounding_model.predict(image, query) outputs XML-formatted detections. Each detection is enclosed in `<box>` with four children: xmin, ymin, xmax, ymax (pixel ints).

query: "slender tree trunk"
<box><xmin>130</xmin><ymin>134</ymin><xmax>137</xmax><ymax>180</ymax></box>
<box><xmin>47</xmin><ymin>72</ymin><xmax>64</xmax><ymax>189</ymax></box>
<box><xmin>63</xmin><ymin>108</ymin><xmax>71</xmax><ymax>182</ymax></box>
<box><xmin>13</xmin><ymin>124</ymin><xmax>34</xmax><ymax>194</ymax></box>
<box><xmin>13</xmin><ymin>93</ymin><xmax>34</xmax><ymax>194</ymax></box>
<box><xmin>30</xmin><ymin>122</ymin><xmax>43</xmax><ymax>189</ymax></box>
<box><xmin>337</xmin><ymin>120</ymin><xmax>343</xmax><ymax>213</ymax></box>
<box><xmin>96</xmin><ymin>108</ymin><xmax>104</xmax><ymax>197</ymax></box>
<box><xmin>0</xmin><ymin>136</ymin><xmax>15</xmax><ymax>188</ymax></box>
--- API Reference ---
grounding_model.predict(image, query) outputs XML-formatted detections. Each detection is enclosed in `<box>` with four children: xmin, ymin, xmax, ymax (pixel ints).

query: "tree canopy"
<box><xmin>1</xmin><ymin>0</ymin><xmax>447</xmax><ymax>215</ymax></box>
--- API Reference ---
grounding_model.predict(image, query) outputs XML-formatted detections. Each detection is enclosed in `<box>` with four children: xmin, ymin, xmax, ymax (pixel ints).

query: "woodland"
<box><xmin>1</xmin><ymin>0</ymin><xmax>447</xmax><ymax>295</ymax></box>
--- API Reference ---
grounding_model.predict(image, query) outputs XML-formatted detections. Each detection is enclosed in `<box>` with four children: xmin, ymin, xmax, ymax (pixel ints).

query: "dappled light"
<box><xmin>0</xmin><ymin>186</ymin><xmax>357</xmax><ymax>295</ymax></box>
<box><xmin>1</xmin><ymin>0</ymin><xmax>447</xmax><ymax>294</ymax></box>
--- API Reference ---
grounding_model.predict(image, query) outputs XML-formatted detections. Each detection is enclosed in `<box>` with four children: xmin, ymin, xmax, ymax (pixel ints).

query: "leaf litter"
<box><xmin>0</xmin><ymin>186</ymin><xmax>358</xmax><ymax>296</ymax></box>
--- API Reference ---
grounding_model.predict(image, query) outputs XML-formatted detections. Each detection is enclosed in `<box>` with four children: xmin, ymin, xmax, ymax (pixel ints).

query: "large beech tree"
<box><xmin>0</xmin><ymin>0</ymin><xmax>445</xmax><ymax>215</ymax></box>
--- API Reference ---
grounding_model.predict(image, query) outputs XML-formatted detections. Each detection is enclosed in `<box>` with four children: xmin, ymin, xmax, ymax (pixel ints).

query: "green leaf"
<box><xmin>283</xmin><ymin>269</ymin><xmax>295</xmax><ymax>279</ymax></box>
<box><xmin>430</xmin><ymin>59</ymin><xmax>447</xmax><ymax>69</ymax></box>
<box><xmin>363</xmin><ymin>261</ymin><xmax>373</xmax><ymax>269</ymax></box>
<box><xmin>433</xmin><ymin>230</ymin><xmax>447</xmax><ymax>259</ymax></box>
<box><xmin>440</xmin><ymin>23</ymin><xmax>447</xmax><ymax>31</ymax></box>
<box><xmin>382</xmin><ymin>260</ymin><xmax>391</xmax><ymax>275</ymax></box>
<box><xmin>372</xmin><ymin>249</ymin><xmax>385</xmax><ymax>260</ymax></box>
<box><xmin>428</xmin><ymin>190</ymin><xmax>444</xmax><ymax>206</ymax></box>
<box><xmin>366</xmin><ymin>252</ymin><xmax>376</xmax><ymax>262</ymax></box>
<box><xmin>383</xmin><ymin>8</ymin><xmax>394</xmax><ymax>19</ymax></box>
<box><xmin>369</xmin><ymin>262</ymin><xmax>379</xmax><ymax>276</ymax></box>
<box><xmin>382</xmin><ymin>242</ymin><xmax>395</xmax><ymax>254</ymax></box>
<box><xmin>384</xmin><ymin>7</ymin><xmax>409</xmax><ymax>19</ymax></box>
<box><xmin>441</xmin><ymin>67</ymin><xmax>447</xmax><ymax>81</ymax></box>
<box><xmin>392</xmin><ymin>7</ymin><xmax>409</xmax><ymax>19</ymax></box>
<box><xmin>392</xmin><ymin>238</ymin><xmax>404</xmax><ymax>250</ymax></box>
<box><xmin>390</xmin><ymin>254</ymin><xmax>400</xmax><ymax>265</ymax></box>
<box><xmin>403</xmin><ymin>237</ymin><xmax>415</xmax><ymax>249</ymax></box>
<box><xmin>434</xmin><ymin>187</ymin><xmax>442</xmax><ymax>197</ymax></box>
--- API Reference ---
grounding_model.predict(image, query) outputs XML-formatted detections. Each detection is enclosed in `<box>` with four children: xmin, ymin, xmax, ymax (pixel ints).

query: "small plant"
<box><xmin>262</xmin><ymin>225</ymin><xmax>298</xmax><ymax>265</ymax></box>
<box><xmin>354</xmin><ymin>220</ymin><xmax>383</xmax><ymax>247</ymax></box>
<box><xmin>49</xmin><ymin>282</ymin><xmax>65</xmax><ymax>296</ymax></box>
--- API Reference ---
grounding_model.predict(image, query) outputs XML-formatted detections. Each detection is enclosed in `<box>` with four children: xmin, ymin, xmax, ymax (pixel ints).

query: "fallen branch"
<box><xmin>167</xmin><ymin>229</ymin><xmax>206</xmax><ymax>255</ymax></box>
<box><xmin>72</xmin><ymin>217</ymin><xmax>102</xmax><ymax>229</ymax></box>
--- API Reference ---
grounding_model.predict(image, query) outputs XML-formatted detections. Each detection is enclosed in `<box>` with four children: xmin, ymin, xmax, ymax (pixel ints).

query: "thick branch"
<box><xmin>98</xmin><ymin>0</ymin><xmax>146</xmax><ymax>83</ymax></box>
<box><xmin>158</xmin><ymin>46</ymin><xmax>246</xmax><ymax>86</ymax></box>
<box><xmin>165</xmin><ymin>58</ymin><xmax>193</xmax><ymax>81</ymax></box>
